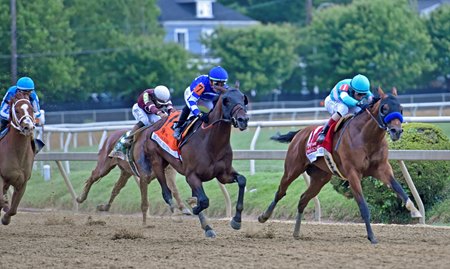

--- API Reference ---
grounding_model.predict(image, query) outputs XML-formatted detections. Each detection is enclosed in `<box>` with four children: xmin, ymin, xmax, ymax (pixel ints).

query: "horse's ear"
<box><xmin>378</xmin><ymin>87</ymin><xmax>386</xmax><ymax>98</ymax></box>
<box><xmin>392</xmin><ymin>87</ymin><xmax>398</xmax><ymax>96</ymax></box>
<box><xmin>235</xmin><ymin>80</ymin><xmax>240</xmax><ymax>89</ymax></box>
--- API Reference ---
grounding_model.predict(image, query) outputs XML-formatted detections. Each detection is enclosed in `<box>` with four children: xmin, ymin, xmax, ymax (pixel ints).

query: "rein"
<box><xmin>201</xmin><ymin>103</ymin><xmax>245</xmax><ymax>130</ymax></box>
<box><xmin>10</xmin><ymin>98</ymin><xmax>35</xmax><ymax>134</ymax></box>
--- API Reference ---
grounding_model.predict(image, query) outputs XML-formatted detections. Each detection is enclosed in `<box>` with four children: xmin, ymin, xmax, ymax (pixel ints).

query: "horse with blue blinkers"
<box><xmin>258</xmin><ymin>87</ymin><xmax>421</xmax><ymax>244</ymax></box>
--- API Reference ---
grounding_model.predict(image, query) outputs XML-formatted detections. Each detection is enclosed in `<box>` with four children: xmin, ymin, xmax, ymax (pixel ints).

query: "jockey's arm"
<box><xmin>30</xmin><ymin>91</ymin><xmax>42</xmax><ymax>119</ymax></box>
<box><xmin>339</xmin><ymin>91</ymin><xmax>359</xmax><ymax>107</ymax></box>
<box><xmin>187</xmin><ymin>83</ymin><xmax>205</xmax><ymax>116</ymax></box>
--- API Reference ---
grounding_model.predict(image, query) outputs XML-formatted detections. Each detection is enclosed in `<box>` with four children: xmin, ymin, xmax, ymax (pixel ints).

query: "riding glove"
<box><xmin>199</xmin><ymin>112</ymin><xmax>209</xmax><ymax>123</ymax></box>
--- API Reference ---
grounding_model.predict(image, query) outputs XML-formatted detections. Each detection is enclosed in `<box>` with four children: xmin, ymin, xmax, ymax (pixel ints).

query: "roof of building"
<box><xmin>158</xmin><ymin>0</ymin><xmax>256</xmax><ymax>22</ymax></box>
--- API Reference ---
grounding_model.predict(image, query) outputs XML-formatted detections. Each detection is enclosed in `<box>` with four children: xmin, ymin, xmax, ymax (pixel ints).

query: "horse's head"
<box><xmin>219</xmin><ymin>83</ymin><xmax>249</xmax><ymax>131</ymax></box>
<box><xmin>9</xmin><ymin>91</ymin><xmax>35</xmax><ymax>136</ymax></box>
<box><xmin>375</xmin><ymin>87</ymin><xmax>403</xmax><ymax>141</ymax></box>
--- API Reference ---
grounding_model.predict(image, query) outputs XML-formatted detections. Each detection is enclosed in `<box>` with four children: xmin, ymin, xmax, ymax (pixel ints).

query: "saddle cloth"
<box><xmin>151</xmin><ymin>111</ymin><xmax>181</xmax><ymax>159</ymax></box>
<box><xmin>108</xmin><ymin>131</ymin><xmax>131</xmax><ymax>160</ymax></box>
<box><xmin>305</xmin><ymin>121</ymin><xmax>336</xmax><ymax>163</ymax></box>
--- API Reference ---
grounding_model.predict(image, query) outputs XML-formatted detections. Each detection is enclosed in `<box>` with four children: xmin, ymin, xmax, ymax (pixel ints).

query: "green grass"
<box><xmin>21</xmin><ymin>123</ymin><xmax>450</xmax><ymax>224</ymax></box>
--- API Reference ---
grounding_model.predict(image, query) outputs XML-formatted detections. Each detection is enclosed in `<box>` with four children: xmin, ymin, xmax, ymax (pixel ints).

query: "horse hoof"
<box><xmin>258</xmin><ymin>215</ymin><xmax>268</xmax><ymax>223</ymax></box>
<box><xmin>205</xmin><ymin>229</ymin><xmax>216</xmax><ymax>238</ymax></box>
<box><xmin>411</xmin><ymin>211</ymin><xmax>422</xmax><ymax>218</ymax></box>
<box><xmin>368</xmin><ymin>237</ymin><xmax>378</xmax><ymax>244</ymax></box>
<box><xmin>181</xmin><ymin>208</ymin><xmax>192</xmax><ymax>215</ymax></box>
<box><xmin>2</xmin><ymin>217</ymin><xmax>11</xmax><ymax>225</ymax></box>
<box><xmin>96</xmin><ymin>204</ymin><xmax>110</xmax><ymax>211</ymax></box>
<box><xmin>75</xmin><ymin>196</ymin><xmax>84</xmax><ymax>203</ymax></box>
<box><xmin>230</xmin><ymin>218</ymin><xmax>241</xmax><ymax>230</ymax></box>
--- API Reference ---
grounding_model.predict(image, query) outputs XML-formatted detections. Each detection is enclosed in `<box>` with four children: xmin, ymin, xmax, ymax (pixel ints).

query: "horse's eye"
<box><xmin>381</xmin><ymin>104</ymin><xmax>389</xmax><ymax>115</ymax></box>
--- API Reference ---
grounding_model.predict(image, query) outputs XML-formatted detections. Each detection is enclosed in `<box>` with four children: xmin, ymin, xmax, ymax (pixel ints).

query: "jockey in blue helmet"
<box><xmin>317</xmin><ymin>74</ymin><xmax>373</xmax><ymax>144</ymax></box>
<box><xmin>173</xmin><ymin>66</ymin><xmax>229</xmax><ymax>140</ymax></box>
<box><xmin>0</xmin><ymin>76</ymin><xmax>42</xmax><ymax>134</ymax></box>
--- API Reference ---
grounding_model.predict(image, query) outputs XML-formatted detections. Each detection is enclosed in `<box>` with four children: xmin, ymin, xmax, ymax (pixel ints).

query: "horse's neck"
<box><xmin>206</xmin><ymin>105</ymin><xmax>232</xmax><ymax>147</ymax></box>
<box><xmin>349</xmin><ymin>105</ymin><xmax>385</xmax><ymax>144</ymax></box>
<box><xmin>5</xmin><ymin>129</ymin><xmax>32</xmax><ymax>156</ymax></box>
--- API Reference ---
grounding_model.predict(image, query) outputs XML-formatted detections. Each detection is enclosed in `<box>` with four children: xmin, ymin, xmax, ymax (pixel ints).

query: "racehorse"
<box><xmin>0</xmin><ymin>91</ymin><xmax>36</xmax><ymax>225</ymax></box>
<box><xmin>258</xmin><ymin>87</ymin><xmax>422</xmax><ymax>244</ymax></box>
<box><xmin>76</xmin><ymin>129</ymin><xmax>191</xmax><ymax>225</ymax></box>
<box><xmin>144</xmin><ymin>85</ymin><xmax>249</xmax><ymax>237</ymax></box>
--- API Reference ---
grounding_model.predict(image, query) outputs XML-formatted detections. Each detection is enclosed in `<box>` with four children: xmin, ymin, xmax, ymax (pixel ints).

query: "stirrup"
<box><xmin>173</xmin><ymin>129</ymin><xmax>182</xmax><ymax>140</ymax></box>
<box><xmin>317</xmin><ymin>134</ymin><xmax>325</xmax><ymax>144</ymax></box>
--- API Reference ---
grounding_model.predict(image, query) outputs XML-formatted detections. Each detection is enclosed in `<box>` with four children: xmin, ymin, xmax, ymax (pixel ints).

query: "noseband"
<box><xmin>10</xmin><ymin>98</ymin><xmax>35</xmax><ymax>134</ymax></box>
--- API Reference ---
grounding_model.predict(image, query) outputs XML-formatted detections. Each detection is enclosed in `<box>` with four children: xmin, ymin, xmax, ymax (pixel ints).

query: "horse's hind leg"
<box><xmin>76</xmin><ymin>158</ymin><xmax>116</xmax><ymax>203</ymax></box>
<box><xmin>97</xmin><ymin>169</ymin><xmax>132</xmax><ymax>211</ymax></box>
<box><xmin>2</xmin><ymin>184</ymin><xmax>26</xmax><ymax>225</ymax></box>
<box><xmin>258</xmin><ymin>159</ymin><xmax>307</xmax><ymax>223</ymax></box>
<box><xmin>293</xmin><ymin>168</ymin><xmax>331</xmax><ymax>239</ymax></box>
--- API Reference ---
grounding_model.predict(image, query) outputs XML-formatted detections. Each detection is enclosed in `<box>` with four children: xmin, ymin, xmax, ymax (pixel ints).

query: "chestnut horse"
<box><xmin>76</xmin><ymin>128</ymin><xmax>191</xmax><ymax>224</ymax></box>
<box><xmin>0</xmin><ymin>91</ymin><xmax>36</xmax><ymax>225</ymax></box>
<box><xmin>143</xmin><ymin>86</ymin><xmax>249</xmax><ymax>237</ymax></box>
<box><xmin>258</xmin><ymin>88</ymin><xmax>421</xmax><ymax>244</ymax></box>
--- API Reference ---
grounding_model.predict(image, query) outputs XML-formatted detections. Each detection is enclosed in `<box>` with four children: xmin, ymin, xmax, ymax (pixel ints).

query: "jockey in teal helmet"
<box><xmin>317</xmin><ymin>74</ymin><xmax>373</xmax><ymax>144</ymax></box>
<box><xmin>1</xmin><ymin>76</ymin><xmax>42</xmax><ymax>134</ymax></box>
<box><xmin>173</xmin><ymin>66</ymin><xmax>229</xmax><ymax>140</ymax></box>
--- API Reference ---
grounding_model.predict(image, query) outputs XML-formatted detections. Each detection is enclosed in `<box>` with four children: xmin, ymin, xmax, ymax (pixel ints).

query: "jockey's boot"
<box><xmin>123</xmin><ymin>121</ymin><xmax>144</xmax><ymax>147</ymax></box>
<box><xmin>0</xmin><ymin>118</ymin><xmax>8</xmax><ymax>134</ymax></box>
<box><xmin>173</xmin><ymin>106</ymin><xmax>190</xmax><ymax>140</ymax></box>
<box><xmin>317</xmin><ymin>122</ymin><xmax>332</xmax><ymax>144</ymax></box>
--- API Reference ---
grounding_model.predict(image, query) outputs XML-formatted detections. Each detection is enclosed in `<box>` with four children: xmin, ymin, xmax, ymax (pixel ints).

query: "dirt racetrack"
<box><xmin>1</xmin><ymin>210</ymin><xmax>450</xmax><ymax>269</ymax></box>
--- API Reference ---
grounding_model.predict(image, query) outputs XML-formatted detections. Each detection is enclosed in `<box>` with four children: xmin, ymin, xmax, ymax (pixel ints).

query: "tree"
<box><xmin>205</xmin><ymin>24</ymin><xmax>299</xmax><ymax>96</ymax></box>
<box><xmin>0</xmin><ymin>0</ymin><xmax>82</xmax><ymax>102</ymax></box>
<box><xmin>425</xmin><ymin>5</ymin><xmax>450</xmax><ymax>90</ymax></box>
<box><xmin>299</xmin><ymin>0</ymin><xmax>435</xmax><ymax>93</ymax></box>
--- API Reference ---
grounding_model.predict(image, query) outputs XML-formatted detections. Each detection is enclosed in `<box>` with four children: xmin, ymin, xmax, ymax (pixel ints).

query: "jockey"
<box><xmin>173</xmin><ymin>66</ymin><xmax>228</xmax><ymax>140</ymax></box>
<box><xmin>0</xmin><ymin>76</ymin><xmax>42</xmax><ymax>134</ymax></box>
<box><xmin>123</xmin><ymin>85</ymin><xmax>173</xmax><ymax>146</ymax></box>
<box><xmin>317</xmin><ymin>74</ymin><xmax>374</xmax><ymax>144</ymax></box>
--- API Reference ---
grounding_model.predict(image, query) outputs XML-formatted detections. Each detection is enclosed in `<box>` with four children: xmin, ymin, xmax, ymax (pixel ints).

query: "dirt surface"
<box><xmin>1</xmin><ymin>210</ymin><xmax>450</xmax><ymax>269</ymax></box>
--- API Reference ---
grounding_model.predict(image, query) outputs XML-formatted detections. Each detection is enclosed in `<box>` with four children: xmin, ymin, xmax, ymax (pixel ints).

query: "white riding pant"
<box><xmin>324</xmin><ymin>96</ymin><xmax>361</xmax><ymax>116</ymax></box>
<box><xmin>132</xmin><ymin>103</ymin><xmax>161</xmax><ymax>126</ymax></box>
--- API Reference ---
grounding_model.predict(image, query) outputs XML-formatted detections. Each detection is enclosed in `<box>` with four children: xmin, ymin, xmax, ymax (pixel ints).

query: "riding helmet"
<box><xmin>16</xmin><ymin>77</ymin><xmax>35</xmax><ymax>91</ymax></box>
<box><xmin>208</xmin><ymin>66</ymin><xmax>228</xmax><ymax>82</ymax></box>
<box><xmin>153</xmin><ymin>85</ymin><xmax>171</xmax><ymax>105</ymax></box>
<box><xmin>350</xmin><ymin>74</ymin><xmax>370</xmax><ymax>93</ymax></box>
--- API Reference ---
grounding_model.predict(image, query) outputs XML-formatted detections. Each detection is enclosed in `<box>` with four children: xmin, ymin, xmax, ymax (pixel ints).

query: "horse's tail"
<box><xmin>270</xmin><ymin>130</ymin><xmax>300</xmax><ymax>143</ymax></box>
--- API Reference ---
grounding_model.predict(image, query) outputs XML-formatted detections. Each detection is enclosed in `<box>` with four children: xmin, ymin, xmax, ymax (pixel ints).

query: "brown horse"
<box><xmin>76</xmin><ymin>128</ymin><xmax>191</xmax><ymax>225</ymax></box>
<box><xmin>141</xmin><ymin>85</ymin><xmax>249</xmax><ymax>237</ymax></box>
<box><xmin>0</xmin><ymin>91</ymin><xmax>36</xmax><ymax>225</ymax></box>
<box><xmin>258</xmin><ymin>88</ymin><xmax>421</xmax><ymax>244</ymax></box>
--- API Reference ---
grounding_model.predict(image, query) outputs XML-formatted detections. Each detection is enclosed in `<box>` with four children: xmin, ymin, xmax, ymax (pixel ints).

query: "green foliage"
<box><xmin>300</xmin><ymin>0</ymin><xmax>435</xmax><ymax>93</ymax></box>
<box><xmin>425</xmin><ymin>4</ymin><xmax>450</xmax><ymax>89</ymax></box>
<box><xmin>206</xmin><ymin>24</ymin><xmax>299</xmax><ymax>95</ymax></box>
<box><xmin>331</xmin><ymin>123</ymin><xmax>450</xmax><ymax>223</ymax></box>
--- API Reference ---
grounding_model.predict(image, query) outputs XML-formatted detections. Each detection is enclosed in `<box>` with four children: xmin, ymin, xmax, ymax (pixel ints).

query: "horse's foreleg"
<box><xmin>97</xmin><ymin>170</ymin><xmax>131</xmax><ymax>211</ymax></box>
<box><xmin>258</xmin><ymin>163</ymin><xmax>305</xmax><ymax>223</ymax></box>
<box><xmin>139</xmin><ymin>175</ymin><xmax>150</xmax><ymax>225</ymax></box>
<box><xmin>293</xmin><ymin>171</ymin><xmax>331</xmax><ymax>239</ymax></box>
<box><xmin>2</xmin><ymin>184</ymin><xmax>26</xmax><ymax>225</ymax></box>
<box><xmin>374</xmin><ymin>167</ymin><xmax>422</xmax><ymax>219</ymax></box>
<box><xmin>186</xmin><ymin>196</ymin><xmax>216</xmax><ymax>238</ymax></box>
<box><xmin>348</xmin><ymin>174</ymin><xmax>377</xmax><ymax>244</ymax></box>
<box><xmin>229</xmin><ymin>173</ymin><xmax>246</xmax><ymax>230</ymax></box>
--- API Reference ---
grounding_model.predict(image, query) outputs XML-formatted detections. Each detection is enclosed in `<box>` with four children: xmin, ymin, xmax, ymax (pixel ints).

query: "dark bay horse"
<box><xmin>76</xmin><ymin>128</ymin><xmax>191</xmax><ymax>225</ymax></box>
<box><xmin>0</xmin><ymin>91</ymin><xmax>36</xmax><ymax>225</ymax></box>
<box><xmin>258</xmin><ymin>88</ymin><xmax>421</xmax><ymax>244</ymax></box>
<box><xmin>143</xmin><ymin>86</ymin><xmax>249</xmax><ymax>237</ymax></box>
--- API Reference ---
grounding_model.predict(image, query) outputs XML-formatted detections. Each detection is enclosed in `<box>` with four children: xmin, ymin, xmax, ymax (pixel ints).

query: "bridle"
<box><xmin>10</xmin><ymin>98</ymin><xmax>35</xmax><ymax>135</ymax></box>
<box><xmin>364</xmin><ymin>97</ymin><xmax>403</xmax><ymax>131</ymax></box>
